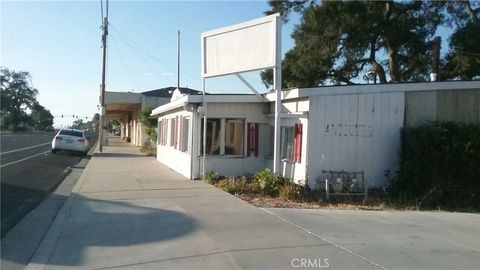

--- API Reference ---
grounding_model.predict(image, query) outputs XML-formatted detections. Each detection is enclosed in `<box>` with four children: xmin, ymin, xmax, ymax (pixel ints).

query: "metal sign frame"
<box><xmin>200</xmin><ymin>14</ymin><xmax>282</xmax><ymax>179</ymax></box>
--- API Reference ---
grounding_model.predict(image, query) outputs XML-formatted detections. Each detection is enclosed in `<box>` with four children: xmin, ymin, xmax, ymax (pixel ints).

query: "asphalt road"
<box><xmin>1</xmin><ymin>132</ymin><xmax>91</xmax><ymax>238</ymax></box>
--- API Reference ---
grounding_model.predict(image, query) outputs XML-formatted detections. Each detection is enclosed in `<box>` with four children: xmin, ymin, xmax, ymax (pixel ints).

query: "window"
<box><xmin>59</xmin><ymin>130</ymin><xmax>83</xmax><ymax>137</ymax></box>
<box><xmin>159</xmin><ymin>119</ymin><xmax>168</xmax><ymax>146</ymax></box>
<box><xmin>200</xmin><ymin>118</ymin><xmax>245</xmax><ymax>155</ymax></box>
<box><xmin>181</xmin><ymin>117</ymin><xmax>190</xmax><ymax>152</ymax></box>
<box><xmin>225</xmin><ymin>119</ymin><xmax>244</xmax><ymax>155</ymax></box>
<box><xmin>281</xmin><ymin>127</ymin><xmax>294</xmax><ymax>161</ymax></box>
<box><xmin>247</xmin><ymin>123</ymin><xmax>259</xmax><ymax>156</ymax></box>
<box><xmin>280</xmin><ymin>123</ymin><xmax>302</xmax><ymax>163</ymax></box>
<box><xmin>268</xmin><ymin>126</ymin><xmax>274</xmax><ymax>156</ymax></box>
<box><xmin>170</xmin><ymin>118</ymin><xmax>176</xmax><ymax>147</ymax></box>
<box><xmin>162</xmin><ymin>119</ymin><xmax>168</xmax><ymax>146</ymax></box>
<box><xmin>158</xmin><ymin>119</ymin><xmax>163</xmax><ymax>145</ymax></box>
<box><xmin>201</xmin><ymin>119</ymin><xmax>221</xmax><ymax>155</ymax></box>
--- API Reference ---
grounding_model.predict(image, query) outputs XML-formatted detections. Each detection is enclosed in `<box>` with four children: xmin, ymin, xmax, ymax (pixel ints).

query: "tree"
<box><xmin>262</xmin><ymin>1</ymin><xmax>442</xmax><ymax>87</ymax></box>
<box><xmin>72</xmin><ymin>119</ymin><xmax>85</xmax><ymax>130</ymax></box>
<box><xmin>29</xmin><ymin>104</ymin><xmax>54</xmax><ymax>130</ymax></box>
<box><xmin>92</xmin><ymin>113</ymin><xmax>100</xmax><ymax>134</ymax></box>
<box><xmin>440</xmin><ymin>1</ymin><xmax>480</xmax><ymax>80</ymax></box>
<box><xmin>140</xmin><ymin>107</ymin><xmax>157</xmax><ymax>145</ymax></box>
<box><xmin>1</xmin><ymin>67</ymin><xmax>39</xmax><ymax>130</ymax></box>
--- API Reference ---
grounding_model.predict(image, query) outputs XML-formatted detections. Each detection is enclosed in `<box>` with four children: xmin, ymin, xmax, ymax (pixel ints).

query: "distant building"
<box><xmin>105</xmin><ymin>87</ymin><xmax>202</xmax><ymax>146</ymax></box>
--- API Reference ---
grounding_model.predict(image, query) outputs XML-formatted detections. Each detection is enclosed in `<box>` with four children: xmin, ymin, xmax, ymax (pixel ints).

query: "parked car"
<box><xmin>51</xmin><ymin>129</ymin><xmax>89</xmax><ymax>155</ymax></box>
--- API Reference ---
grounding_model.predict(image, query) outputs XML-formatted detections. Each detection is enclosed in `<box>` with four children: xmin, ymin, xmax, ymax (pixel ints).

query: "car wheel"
<box><xmin>51</xmin><ymin>149</ymin><xmax>57</xmax><ymax>154</ymax></box>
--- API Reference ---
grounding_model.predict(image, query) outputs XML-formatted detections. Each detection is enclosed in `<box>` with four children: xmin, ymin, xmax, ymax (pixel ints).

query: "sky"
<box><xmin>2</xmin><ymin>0</ymin><xmax>299</xmax><ymax>128</ymax></box>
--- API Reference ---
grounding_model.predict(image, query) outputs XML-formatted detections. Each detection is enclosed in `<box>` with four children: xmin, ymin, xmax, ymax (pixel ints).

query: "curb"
<box><xmin>25</xmin><ymin>142</ymin><xmax>98</xmax><ymax>270</ymax></box>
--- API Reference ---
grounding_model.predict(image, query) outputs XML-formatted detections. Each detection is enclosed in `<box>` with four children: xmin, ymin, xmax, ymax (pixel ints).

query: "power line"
<box><xmin>108</xmin><ymin>23</ymin><xmax>224</xmax><ymax>92</ymax></box>
<box><xmin>110</xmin><ymin>37</ymin><xmax>141</xmax><ymax>89</ymax></box>
<box><xmin>109</xmin><ymin>26</ymin><xmax>181</xmax><ymax>86</ymax></box>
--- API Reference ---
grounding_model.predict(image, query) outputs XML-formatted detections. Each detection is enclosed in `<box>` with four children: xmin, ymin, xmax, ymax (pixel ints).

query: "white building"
<box><xmin>105</xmin><ymin>87</ymin><xmax>201</xmax><ymax>146</ymax></box>
<box><xmin>151</xmin><ymin>81</ymin><xmax>480</xmax><ymax>189</ymax></box>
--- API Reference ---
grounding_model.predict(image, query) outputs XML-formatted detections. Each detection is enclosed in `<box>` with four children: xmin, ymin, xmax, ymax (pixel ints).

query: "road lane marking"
<box><xmin>1</xmin><ymin>142</ymin><xmax>51</xmax><ymax>155</ymax></box>
<box><xmin>0</xmin><ymin>151</ymin><xmax>50</xmax><ymax>168</ymax></box>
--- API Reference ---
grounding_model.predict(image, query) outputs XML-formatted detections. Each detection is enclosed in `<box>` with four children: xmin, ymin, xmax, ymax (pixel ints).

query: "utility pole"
<box><xmin>99</xmin><ymin>2</ymin><xmax>108</xmax><ymax>152</ymax></box>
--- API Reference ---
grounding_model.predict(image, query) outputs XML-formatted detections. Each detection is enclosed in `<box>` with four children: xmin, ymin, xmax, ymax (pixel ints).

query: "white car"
<box><xmin>51</xmin><ymin>129</ymin><xmax>89</xmax><ymax>155</ymax></box>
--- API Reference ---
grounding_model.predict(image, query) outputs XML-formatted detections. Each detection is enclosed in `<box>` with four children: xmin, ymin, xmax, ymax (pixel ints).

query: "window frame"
<box><xmin>200</xmin><ymin>117</ymin><xmax>246</xmax><ymax>156</ymax></box>
<box><xmin>280</xmin><ymin>123</ymin><xmax>303</xmax><ymax>163</ymax></box>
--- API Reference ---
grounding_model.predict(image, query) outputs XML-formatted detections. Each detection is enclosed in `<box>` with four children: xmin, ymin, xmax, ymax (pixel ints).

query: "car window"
<box><xmin>59</xmin><ymin>130</ymin><xmax>83</xmax><ymax>137</ymax></box>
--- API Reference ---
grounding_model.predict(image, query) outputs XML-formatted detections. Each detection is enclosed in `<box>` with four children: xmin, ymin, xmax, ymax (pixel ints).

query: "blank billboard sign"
<box><xmin>201</xmin><ymin>14</ymin><xmax>280</xmax><ymax>78</ymax></box>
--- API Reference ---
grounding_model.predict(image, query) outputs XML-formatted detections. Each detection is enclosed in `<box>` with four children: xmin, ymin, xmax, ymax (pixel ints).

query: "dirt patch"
<box><xmin>235</xmin><ymin>192</ymin><xmax>415</xmax><ymax>211</ymax></box>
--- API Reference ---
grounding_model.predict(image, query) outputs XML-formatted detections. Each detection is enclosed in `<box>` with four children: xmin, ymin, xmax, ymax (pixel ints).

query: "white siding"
<box><xmin>269</xmin><ymin>98</ymin><xmax>309</xmax><ymax>114</ymax></box>
<box><xmin>156</xmin><ymin>102</ymin><xmax>270</xmax><ymax>179</ymax></box>
<box><xmin>307</xmin><ymin>92</ymin><xmax>405</xmax><ymax>188</ymax></box>
<box><xmin>206</xmin><ymin>103</ymin><xmax>269</xmax><ymax>123</ymax></box>
<box><xmin>157</xmin><ymin>111</ymin><xmax>194</xmax><ymax>178</ymax></box>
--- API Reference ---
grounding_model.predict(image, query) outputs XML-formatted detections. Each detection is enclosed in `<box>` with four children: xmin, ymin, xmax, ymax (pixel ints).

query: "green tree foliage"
<box><xmin>92</xmin><ymin>113</ymin><xmax>100</xmax><ymax>133</ymax></box>
<box><xmin>263</xmin><ymin>0</ymin><xmax>479</xmax><ymax>87</ymax></box>
<box><xmin>440</xmin><ymin>1</ymin><xmax>480</xmax><ymax>80</ymax></box>
<box><xmin>72</xmin><ymin>119</ymin><xmax>85</xmax><ymax>130</ymax></box>
<box><xmin>1</xmin><ymin>67</ymin><xmax>39</xmax><ymax>130</ymax></box>
<box><xmin>140</xmin><ymin>107</ymin><xmax>157</xmax><ymax>144</ymax></box>
<box><xmin>29</xmin><ymin>104</ymin><xmax>54</xmax><ymax>130</ymax></box>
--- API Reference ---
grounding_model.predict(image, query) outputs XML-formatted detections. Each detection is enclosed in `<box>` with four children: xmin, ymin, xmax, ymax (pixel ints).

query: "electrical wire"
<box><xmin>109</xmin><ymin>23</ymin><xmax>224</xmax><ymax>92</ymax></box>
<box><xmin>111</xmin><ymin>31</ymin><xmax>178</xmax><ymax>85</ymax></box>
<box><xmin>110</xmin><ymin>36</ymin><xmax>141</xmax><ymax>90</ymax></box>
<box><xmin>109</xmin><ymin>25</ymin><xmax>192</xmax><ymax>87</ymax></box>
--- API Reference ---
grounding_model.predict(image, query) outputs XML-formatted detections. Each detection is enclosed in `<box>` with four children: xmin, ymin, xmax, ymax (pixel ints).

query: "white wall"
<box><xmin>307</xmin><ymin>92</ymin><xmax>405</xmax><ymax>188</ymax></box>
<box><xmin>157</xmin><ymin>110</ymin><xmax>194</xmax><ymax>178</ymax></box>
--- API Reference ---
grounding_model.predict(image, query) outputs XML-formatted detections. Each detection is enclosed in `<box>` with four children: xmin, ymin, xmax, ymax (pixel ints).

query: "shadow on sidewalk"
<box><xmin>2</xmin><ymin>194</ymin><xmax>198</xmax><ymax>267</ymax></box>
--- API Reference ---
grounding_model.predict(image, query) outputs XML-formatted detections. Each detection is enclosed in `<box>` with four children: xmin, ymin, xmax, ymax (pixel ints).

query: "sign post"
<box><xmin>201</xmin><ymin>14</ymin><xmax>282</xmax><ymax>177</ymax></box>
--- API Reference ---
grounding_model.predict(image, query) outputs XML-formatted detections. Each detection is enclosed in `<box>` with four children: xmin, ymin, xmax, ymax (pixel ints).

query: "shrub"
<box><xmin>216</xmin><ymin>179</ymin><xmax>237</xmax><ymax>194</ymax></box>
<box><xmin>253</xmin><ymin>168</ymin><xmax>288</xmax><ymax>196</ymax></box>
<box><xmin>204</xmin><ymin>171</ymin><xmax>221</xmax><ymax>185</ymax></box>
<box><xmin>396</xmin><ymin>121</ymin><xmax>480</xmax><ymax>210</ymax></box>
<box><xmin>216</xmin><ymin>178</ymin><xmax>261</xmax><ymax>195</ymax></box>
<box><xmin>279</xmin><ymin>181</ymin><xmax>305</xmax><ymax>201</ymax></box>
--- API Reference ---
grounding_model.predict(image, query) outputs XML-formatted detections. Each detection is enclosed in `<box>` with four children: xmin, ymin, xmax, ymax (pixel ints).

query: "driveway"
<box><xmin>264</xmin><ymin>208</ymin><xmax>480</xmax><ymax>270</ymax></box>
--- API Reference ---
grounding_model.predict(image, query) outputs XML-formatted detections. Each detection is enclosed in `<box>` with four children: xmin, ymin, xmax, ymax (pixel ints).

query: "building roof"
<box><xmin>265</xmin><ymin>80</ymin><xmax>480</xmax><ymax>101</ymax></box>
<box><xmin>142</xmin><ymin>87</ymin><xmax>203</xmax><ymax>98</ymax></box>
<box><xmin>151</xmin><ymin>94</ymin><xmax>266</xmax><ymax>116</ymax></box>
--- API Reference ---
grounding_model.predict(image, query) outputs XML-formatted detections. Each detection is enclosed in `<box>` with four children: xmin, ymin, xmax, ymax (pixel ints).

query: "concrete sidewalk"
<box><xmin>19</xmin><ymin>137</ymin><xmax>381</xmax><ymax>270</ymax></box>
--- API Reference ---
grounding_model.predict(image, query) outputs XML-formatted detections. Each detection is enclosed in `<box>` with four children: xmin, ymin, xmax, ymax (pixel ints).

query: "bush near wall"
<box><xmin>397</xmin><ymin>121</ymin><xmax>480</xmax><ymax>210</ymax></box>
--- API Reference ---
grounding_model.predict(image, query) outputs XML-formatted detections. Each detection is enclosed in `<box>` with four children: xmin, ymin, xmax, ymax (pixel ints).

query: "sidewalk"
<box><xmin>24</xmin><ymin>137</ymin><xmax>379</xmax><ymax>270</ymax></box>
